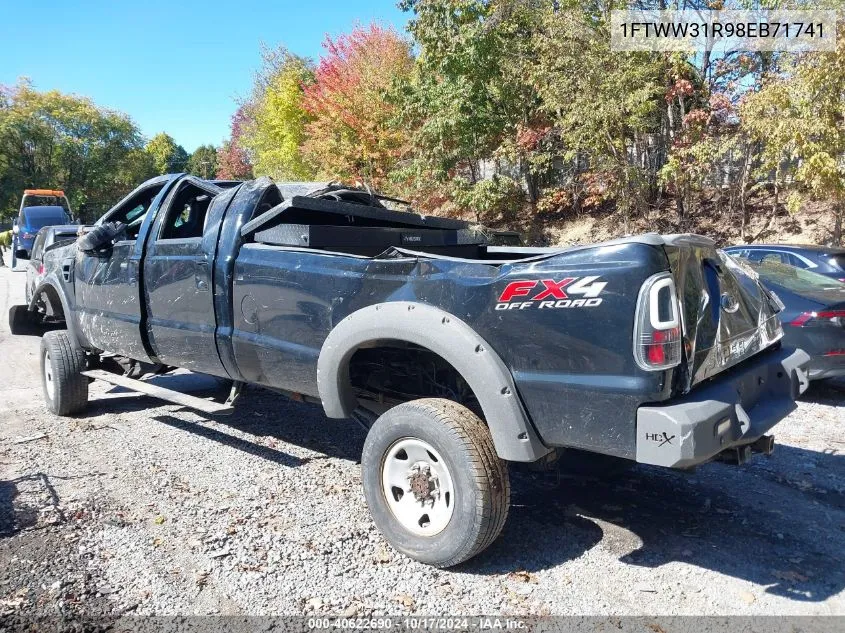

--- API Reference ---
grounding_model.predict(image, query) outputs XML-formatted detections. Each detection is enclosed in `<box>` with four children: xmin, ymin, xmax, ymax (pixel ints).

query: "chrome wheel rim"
<box><xmin>44</xmin><ymin>350</ymin><xmax>55</xmax><ymax>400</ymax></box>
<box><xmin>381</xmin><ymin>437</ymin><xmax>455</xmax><ymax>536</ymax></box>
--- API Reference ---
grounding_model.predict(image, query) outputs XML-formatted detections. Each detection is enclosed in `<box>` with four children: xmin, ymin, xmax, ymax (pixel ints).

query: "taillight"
<box><xmin>634</xmin><ymin>272</ymin><xmax>682</xmax><ymax>371</ymax></box>
<box><xmin>38</xmin><ymin>263</ymin><xmax>44</xmax><ymax>275</ymax></box>
<box><xmin>789</xmin><ymin>312</ymin><xmax>814</xmax><ymax>326</ymax></box>
<box><xmin>790</xmin><ymin>310</ymin><xmax>845</xmax><ymax>327</ymax></box>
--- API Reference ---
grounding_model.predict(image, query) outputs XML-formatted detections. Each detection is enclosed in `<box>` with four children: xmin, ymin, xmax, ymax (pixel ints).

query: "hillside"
<box><xmin>486</xmin><ymin>193</ymin><xmax>841</xmax><ymax>249</ymax></box>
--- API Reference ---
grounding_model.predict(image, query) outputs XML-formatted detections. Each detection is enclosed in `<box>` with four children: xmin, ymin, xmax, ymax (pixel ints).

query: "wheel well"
<box><xmin>347</xmin><ymin>340</ymin><xmax>481</xmax><ymax>417</ymax></box>
<box><xmin>34</xmin><ymin>284</ymin><xmax>66</xmax><ymax>321</ymax></box>
<box><xmin>318</xmin><ymin>301</ymin><xmax>552</xmax><ymax>462</ymax></box>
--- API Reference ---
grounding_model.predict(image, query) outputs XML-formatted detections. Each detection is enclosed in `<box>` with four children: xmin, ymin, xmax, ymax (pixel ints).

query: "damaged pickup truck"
<box><xmin>26</xmin><ymin>173</ymin><xmax>810</xmax><ymax>566</ymax></box>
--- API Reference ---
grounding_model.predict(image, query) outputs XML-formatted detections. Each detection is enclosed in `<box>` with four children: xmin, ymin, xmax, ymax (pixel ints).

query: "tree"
<box><xmin>216</xmin><ymin>105</ymin><xmax>254</xmax><ymax>180</ymax></box>
<box><xmin>791</xmin><ymin>25</ymin><xmax>845</xmax><ymax>244</ymax></box>
<box><xmin>145</xmin><ymin>132</ymin><xmax>189</xmax><ymax>174</ymax></box>
<box><xmin>241</xmin><ymin>47</ymin><xmax>315</xmax><ymax>181</ymax></box>
<box><xmin>397</xmin><ymin>0</ymin><xmax>542</xmax><ymax>195</ymax></box>
<box><xmin>741</xmin><ymin>20</ymin><xmax>845</xmax><ymax>244</ymax></box>
<box><xmin>187</xmin><ymin>144</ymin><xmax>218</xmax><ymax>179</ymax></box>
<box><xmin>532</xmin><ymin>2</ymin><xmax>666</xmax><ymax>229</ymax></box>
<box><xmin>0</xmin><ymin>79</ymin><xmax>154</xmax><ymax>222</ymax></box>
<box><xmin>301</xmin><ymin>24</ymin><xmax>414</xmax><ymax>187</ymax></box>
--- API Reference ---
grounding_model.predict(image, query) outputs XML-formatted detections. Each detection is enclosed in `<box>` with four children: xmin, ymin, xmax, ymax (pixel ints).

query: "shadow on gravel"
<box><xmin>0</xmin><ymin>475</ymin><xmax>55</xmax><ymax>538</ymax></box>
<box><xmin>70</xmin><ymin>374</ymin><xmax>845</xmax><ymax>603</ymax></box>
<box><xmin>139</xmin><ymin>384</ymin><xmax>366</xmax><ymax>469</ymax></box>
<box><xmin>798</xmin><ymin>377</ymin><xmax>845</xmax><ymax>405</ymax></box>
<box><xmin>154</xmin><ymin>414</ymin><xmax>309</xmax><ymax>468</ymax></box>
<box><xmin>464</xmin><ymin>445</ymin><xmax>845</xmax><ymax>602</ymax></box>
<box><xmin>0</xmin><ymin>480</ymin><xmax>22</xmax><ymax>537</ymax></box>
<box><xmin>83</xmin><ymin>380</ymin><xmax>366</xmax><ymax>465</ymax></box>
<box><xmin>212</xmin><ymin>397</ymin><xmax>367</xmax><ymax>464</ymax></box>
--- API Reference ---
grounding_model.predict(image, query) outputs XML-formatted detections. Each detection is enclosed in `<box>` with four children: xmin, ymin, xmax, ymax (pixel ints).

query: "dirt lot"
<box><xmin>1</xmin><ymin>264</ymin><xmax>843</xmax><ymax>618</ymax></box>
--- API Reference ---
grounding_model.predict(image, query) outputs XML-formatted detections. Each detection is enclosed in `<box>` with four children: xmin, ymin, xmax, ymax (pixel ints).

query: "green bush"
<box><xmin>452</xmin><ymin>175</ymin><xmax>524</xmax><ymax>223</ymax></box>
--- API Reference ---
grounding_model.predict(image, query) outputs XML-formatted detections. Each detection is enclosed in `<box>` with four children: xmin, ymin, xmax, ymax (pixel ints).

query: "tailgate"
<box><xmin>663</xmin><ymin>235</ymin><xmax>784</xmax><ymax>392</ymax></box>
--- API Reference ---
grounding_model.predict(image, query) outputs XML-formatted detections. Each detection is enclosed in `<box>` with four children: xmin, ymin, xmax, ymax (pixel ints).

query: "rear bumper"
<box><xmin>635</xmin><ymin>346</ymin><xmax>810</xmax><ymax>469</ymax></box>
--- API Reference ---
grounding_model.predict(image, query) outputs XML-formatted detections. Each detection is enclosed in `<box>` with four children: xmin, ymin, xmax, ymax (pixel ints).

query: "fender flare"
<box><xmin>29</xmin><ymin>275</ymin><xmax>82</xmax><ymax>348</ymax></box>
<box><xmin>317</xmin><ymin>301</ymin><xmax>550</xmax><ymax>462</ymax></box>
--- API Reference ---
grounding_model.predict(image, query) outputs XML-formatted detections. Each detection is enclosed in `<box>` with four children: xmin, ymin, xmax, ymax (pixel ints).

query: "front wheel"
<box><xmin>41</xmin><ymin>330</ymin><xmax>88</xmax><ymax>416</ymax></box>
<box><xmin>361</xmin><ymin>398</ymin><xmax>510</xmax><ymax>567</ymax></box>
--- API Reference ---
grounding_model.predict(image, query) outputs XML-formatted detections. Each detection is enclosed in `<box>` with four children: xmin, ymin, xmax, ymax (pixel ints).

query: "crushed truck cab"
<box><xmin>30</xmin><ymin>174</ymin><xmax>810</xmax><ymax>566</ymax></box>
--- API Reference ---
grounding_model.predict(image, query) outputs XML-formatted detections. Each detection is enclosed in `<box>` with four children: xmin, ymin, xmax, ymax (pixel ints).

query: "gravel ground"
<box><xmin>0</xmin><ymin>264</ymin><xmax>843</xmax><ymax>618</ymax></box>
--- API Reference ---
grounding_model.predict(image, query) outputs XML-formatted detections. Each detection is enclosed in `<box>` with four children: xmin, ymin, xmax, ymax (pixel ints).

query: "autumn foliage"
<box><xmin>299</xmin><ymin>25</ymin><xmax>413</xmax><ymax>188</ymax></box>
<box><xmin>225</xmin><ymin>4</ymin><xmax>845</xmax><ymax>244</ymax></box>
<box><xmin>216</xmin><ymin>105</ymin><xmax>254</xmax><ymax>180</ymax></box>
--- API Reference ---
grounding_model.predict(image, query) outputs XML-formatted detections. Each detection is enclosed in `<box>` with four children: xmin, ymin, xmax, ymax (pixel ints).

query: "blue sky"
<box><xmin>0</xmin><ymin>0</ymin><xmax>408</xmax><ymax>152</ymax></box>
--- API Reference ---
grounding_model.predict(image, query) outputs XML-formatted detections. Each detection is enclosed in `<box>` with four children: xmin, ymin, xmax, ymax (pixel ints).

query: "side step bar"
<box><xmin>81</xmin><ymin>369</ymin><xmax>234</xmax><ymax>415</ymax></box>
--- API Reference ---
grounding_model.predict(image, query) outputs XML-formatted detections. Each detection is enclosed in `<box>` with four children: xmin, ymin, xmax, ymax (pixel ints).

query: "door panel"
<box><xmin>75</xmin><ymin>240</ymin><xmax>152</xmax><ymax>361</ymax></box>
<box><xmin>143</xmin><ymin>238</ymin><xmax>225</xmax><ymax>374</ymax></box>
<box><xmin>73</xmin><ymin>178</ymin><xmax>175</xmax><ymax>360</ymax></box>
<box><xmin>142</xmin><ymin>178</ymin><xmax>227</xmax><ymax>376</ymax></box>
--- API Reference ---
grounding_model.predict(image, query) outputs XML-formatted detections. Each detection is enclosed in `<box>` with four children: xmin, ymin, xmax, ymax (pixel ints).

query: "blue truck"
<box><xmin>24</xmin><ymin>173</ymin><xmax>810</xmax><ymax>566</ymax></box>
<box><xmin>11</xmin><ymin>189</ymin><xmax>74</xmax><ymax>266</ymax></box>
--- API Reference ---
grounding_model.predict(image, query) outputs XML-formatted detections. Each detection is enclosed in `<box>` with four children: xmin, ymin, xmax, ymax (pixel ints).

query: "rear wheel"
<box><xmin>41</xmin><ymin>330</ymin><xmax>88</xmax><ymax>416</ymax></box>
<box><xmin>362</xmin><ymin>398</ymin><xmax>510</xmax><ymax>567</ymax></box>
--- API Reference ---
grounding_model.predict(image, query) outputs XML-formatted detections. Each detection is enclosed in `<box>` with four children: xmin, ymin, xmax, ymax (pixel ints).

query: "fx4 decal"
<box><xmin>496</xmin><ymin>276</ymin><xmax>607</xmax><ymax>310</ymax></box>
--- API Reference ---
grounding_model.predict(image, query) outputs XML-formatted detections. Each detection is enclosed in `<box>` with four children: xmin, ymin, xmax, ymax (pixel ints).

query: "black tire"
<box><xmin>361</xmin><ymin>398</ymin><xmax>510</xmax><ymax>567</ymax></box>
<box><xmin>8</xmin><ymin>305</ymin><xmax>38</xmax><ymax>335</ymax></box>
<box><xmin>40</xmin><ymin>330</ymin><xmax>88</xmax><ymax>416</ymax></box>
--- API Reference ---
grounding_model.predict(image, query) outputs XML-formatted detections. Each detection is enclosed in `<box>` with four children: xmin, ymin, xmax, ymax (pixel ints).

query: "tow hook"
<box><xmin>750</xmin><ymin>434</ymin><xmax>775</xmax><ymax>456</ymax></box>
<box><xmin>717</xmin><ymin>445</ymin><xmax>752</xmax><ymax>465</ymax></box>
<box><xmin>717</xmin><ymin>435</ymin><xmax>775</xmax><ymax>465</ymax></box>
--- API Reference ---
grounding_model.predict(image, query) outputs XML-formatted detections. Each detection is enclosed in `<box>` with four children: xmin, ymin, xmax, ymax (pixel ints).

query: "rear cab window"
<box><xmin>158</xmin><ymin>183</ymin><xmax>214</xmax><ymax>240</ymax></box>
<box><xmin>23</xmin><ymin>206</ymin><xmax>71</xmax><ymax>230</ymax></box>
